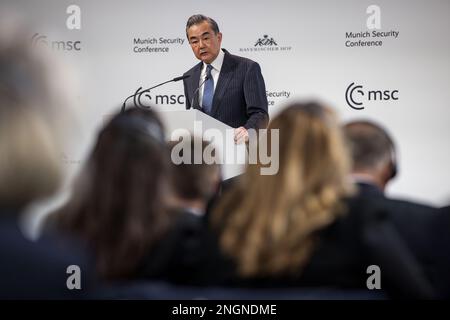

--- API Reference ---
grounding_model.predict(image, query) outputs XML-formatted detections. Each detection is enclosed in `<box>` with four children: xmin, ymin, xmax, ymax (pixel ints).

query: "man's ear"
<box><xmin>380</xmin><ymin>161</ymin><xmax>394</xmax><ymax>187</ymax></box>
<box><xmin>217</xmin><ymin>32</ymin><xmax>223</xmax><ymax>44</ymax></box>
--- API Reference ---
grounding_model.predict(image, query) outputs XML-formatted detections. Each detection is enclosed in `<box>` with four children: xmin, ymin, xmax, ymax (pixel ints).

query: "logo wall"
<box><xmin>132</xmin><ymin>37</ymin><xmax>185</xmax><ymax>53</ymax></box>
<box><xmin>239</xmin><ymin>35</ymin><xmax>292</xmax><ymax>53</ymax></box>
<box><xmin>345</xmin><ymin>82</ymin><xmax>399</xmax><ymax>110</ymax></box>
<box><xmin>266</xmin><ymin>90</ymin><xmax>291</xmax><ymax>107</ymax></box>
<box><xmin>344</xmin><ymin>6</ymin><xmax>401</xmax><ymax>110</ymax></box>
<box><xmin>31</xmin><ymin>5</ymin><xmax>82</xmax><ymax>52</ymax></box>
<box><xmin>344</xmin><ymin>5</ymin><xmax>400</xmax><ymax>48</ymax></box>
<box><xmin>126</xmin><ymin>87</ymin><xmax>185</xmax><ymax>110</ymax></box>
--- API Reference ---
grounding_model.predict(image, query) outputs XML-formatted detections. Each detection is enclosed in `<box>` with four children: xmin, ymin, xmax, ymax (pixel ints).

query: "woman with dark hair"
<box><xmin>51</xmin><ymin>108</ymin><xmax>173</xmax><ymax>281</ymax></box>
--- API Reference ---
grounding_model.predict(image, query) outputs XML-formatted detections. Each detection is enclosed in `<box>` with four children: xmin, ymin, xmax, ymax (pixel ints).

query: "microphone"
<box><xmin>189</xmin><ymin>73</ymin><xmax>210</xmax><ymax>110</ymax></box>
<box><xmin>121</xmin><ymin>75</ymin><xmax>190</xmax><ymax>112</ymax></box>
<box><xmin>173</xmin><ymin>75</ymin><xmax>190</xmax><ymax>82</ymax></box>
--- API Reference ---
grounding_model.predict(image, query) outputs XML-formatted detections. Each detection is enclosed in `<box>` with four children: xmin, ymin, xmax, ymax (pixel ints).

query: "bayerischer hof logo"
<box><xmin>255</xmin><ymin>35</ymin><xmax>277</xmax><ymax>46</ymax></box>
<box><xmin>239</xmin><ymin>34</ymin><xmax>291</xmax><ymax>53</ymax></box>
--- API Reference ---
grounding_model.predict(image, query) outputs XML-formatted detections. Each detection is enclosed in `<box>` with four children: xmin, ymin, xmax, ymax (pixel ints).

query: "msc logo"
<box><xmin>129</xmin><ymin>87</ymin><xmax>185</xmax><ymax>110</ymax></box>
<box><xmin>255</xmin><ymin>35</ymin><xmax>278</xmax><ymax>46</ymax></box>
<box><xmin>31</xmin><ymin>33</ymin><xmax>81</xmax><ymax>51</ymax></box>
<box><xmin>30</xmin><ymin>5</ymin><xmax>81</xmax><ymax>52</ymax></box>
<box><xmin>151</xmin><ymin>94</ymin><xmax>185</xmax><ymax>105</ymax></box>
<box><xmin>345</xmin><ymin>82</ymin><xmax>399</xmax><ymax>110</ymax></box>
<box><xmin>31</xmin><ymin>33</ymin><xmax>48</xmax><ymax>47</ymax></box>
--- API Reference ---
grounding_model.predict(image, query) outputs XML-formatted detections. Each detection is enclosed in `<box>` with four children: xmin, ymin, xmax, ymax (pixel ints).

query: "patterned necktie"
<box><xmin>202</xmin><ymin>64</ymin><xmax>214</xmax><ymax>114</ymax></box>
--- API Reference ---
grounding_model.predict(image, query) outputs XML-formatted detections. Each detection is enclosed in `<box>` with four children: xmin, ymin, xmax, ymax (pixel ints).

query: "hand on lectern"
<box><xmin>234</xmin><ymin>127</ymin><xmax>249</xmax><ymax>144</ymax></box>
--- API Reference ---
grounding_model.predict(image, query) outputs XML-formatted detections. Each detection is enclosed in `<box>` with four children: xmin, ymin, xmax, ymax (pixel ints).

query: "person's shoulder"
<box><xmin>224</xmin><ymin>49</ymin><xmax>259</xmax><ymax>67</ymax></box>
<box><xmin>354</xmin><ymin>182</ymin><xmax>436</xmax><ymax>214</ymax></box>
<box><xmin>0</xmin><ymin>218</ymin><xmax>95</xmax><ymax>298</ymax></box>
<box><xmin>383</xmin><ymin>196</ymin><xmax>437</xmax><ymax>218</ymax></box>
<box><xmin>183</xmin><ymin>61</ymin><xmax>202</xmax><ymax>76</ymax></box>
<box><xmin>340</xmin><ymin>194</ymin><xmax>393</xmax><ymax>229</ymax></box>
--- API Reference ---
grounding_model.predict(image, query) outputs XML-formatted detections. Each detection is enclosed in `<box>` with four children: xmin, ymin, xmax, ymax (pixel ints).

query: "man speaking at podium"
<box><xmin>183</xmin><ymin>14</ymin><xmax>269</xmax><ymax>144</ymax></box>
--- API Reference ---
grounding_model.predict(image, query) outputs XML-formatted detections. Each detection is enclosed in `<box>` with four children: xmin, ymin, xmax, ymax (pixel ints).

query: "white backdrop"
<box><xmin>2</xmin><ymin>0</ymin><xmax>450</xmax><ymax>207</ymax></box>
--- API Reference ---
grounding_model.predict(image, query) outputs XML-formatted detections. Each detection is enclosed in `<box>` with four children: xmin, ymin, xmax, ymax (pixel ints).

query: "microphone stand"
<box><xmin>121</xmin><ymin>75</ymin><xmax>189</xmax><ymax>113</ymax></box>
<box><xmin>190</xmin><ymin>74</ymin><xmax>210</xmax><ymax>111</ymax></box>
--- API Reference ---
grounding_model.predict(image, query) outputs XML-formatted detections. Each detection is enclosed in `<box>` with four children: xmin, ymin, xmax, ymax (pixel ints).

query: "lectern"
<box><xmin>153</xmin><ymin>106</ymin><xmax>246</xmax><ymax>180</ymax></box>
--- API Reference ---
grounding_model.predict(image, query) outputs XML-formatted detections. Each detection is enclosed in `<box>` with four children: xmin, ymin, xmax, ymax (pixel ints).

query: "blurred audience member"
<box><xmin>154</xmin><ymin>136</ymin><xmax>224</xmax><ymax>284</ymax></box>
<box><xmin>210</xmin><ymin>101</ymin><xmax>435</xmax><ymax>298</ymax></box>
<box><xmin>49</xmin><ymin>108</ymin><xmax>171</xmax><ymax>281</ymax></box>
<box><xmin>0</xmin><ymin>19</ymin><xmax>92</xmax><ymax>299</ymax></box>
<box><xmin>344</xmin><ymin>120</ymin><xmax>447</xmax><ymax>297</ymax></box>
<box><xmin>50</xmin><ymin>110</ymin><xmax>222</xmax><ymax>286</ymax></box>
<box><xmin>167</xmin><ymin>136</ymin><xmax>221</xmax><ymax>218</ymax></box>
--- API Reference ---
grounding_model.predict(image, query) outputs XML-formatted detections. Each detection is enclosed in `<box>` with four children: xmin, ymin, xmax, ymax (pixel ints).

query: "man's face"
<box><xmin>187</xmin><ymin>21</ymin><xmax>222</xmax><ymax>64</ymax></box>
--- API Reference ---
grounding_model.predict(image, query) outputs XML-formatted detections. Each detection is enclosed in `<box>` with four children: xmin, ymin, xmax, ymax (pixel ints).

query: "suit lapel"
<box><xmin>190</xmin><ymin>62</ymin><xmax>202</xmax><ymax>109</ymax></box>
<box><xmin>210</xmin><ymin>50</ymin><xmax>235</xmax><ymax>117</ymax></box>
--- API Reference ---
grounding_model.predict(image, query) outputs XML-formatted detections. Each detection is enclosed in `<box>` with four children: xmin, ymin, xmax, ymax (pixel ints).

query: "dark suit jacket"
<box><xmin>135</xmin><ymin>208</ymin><xmax>228</xmax><ymax>286</ymax></box>
<box><xmin>433</xmin><ymin>205</ymin><xmax>450</xmax><ymax>298</ymax></box>
<box><xmin>299</xmin><ymin>195</ymin><xmax>436</xmax><ymax>299</ymax></box>
<box><xmin>183</xmin><ymin>49</ymin><xmax>269</xmax><ymax>130</ymax></box>
<box><xmin>0</xmin><ymin>211</ymin><xmax>95</xmax><ymax>299</ymax></box>
<box><xmin>355</xmin><ymin>182</ymin><xmax>447</xmax><ymax>297</ymax></box>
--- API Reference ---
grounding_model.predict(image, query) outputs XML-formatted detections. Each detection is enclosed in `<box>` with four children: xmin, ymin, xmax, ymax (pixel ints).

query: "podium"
<box><xmin>153</xmin><ymin>106</ymin><xmax>246</xmax><ymax>180</ymax></box>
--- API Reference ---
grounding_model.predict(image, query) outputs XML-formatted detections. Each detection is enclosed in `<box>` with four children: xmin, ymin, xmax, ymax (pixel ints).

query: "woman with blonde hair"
<box><xmin>210</xmin><ymin>101</ymin><xmax>434</xmax><ymax>298</ymax></box>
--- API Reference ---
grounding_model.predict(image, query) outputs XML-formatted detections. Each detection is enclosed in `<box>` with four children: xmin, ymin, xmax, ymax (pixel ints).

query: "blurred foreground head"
<box><xmin>344</xmin><ymin>120</ymin><xmax>398</xmax><ymax>190</ymax></box>
<box><xmin>167</xmin><ymin>135</ymin><xmax>221</xmax><ymax>214</ymax></box>
<box><xmin>54</xmin><ymin>108</ymin><xmax>170</xmax><ymax>280</ymax></box>
<box><xmin>213</xmin><ymin>101</ymin><xmax>354</xmax><ymax>277</ymax></box>
<box><xmin>0</xmin><ymin>18</ymin><xmax>70</xmax><ymax>210</ymax></box>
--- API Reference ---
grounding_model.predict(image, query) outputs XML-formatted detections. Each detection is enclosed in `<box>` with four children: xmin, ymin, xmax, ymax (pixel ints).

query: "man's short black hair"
<box><xmin>185</xmin><ymin>14</ymin><xmax>220</xmax><ymax>39</ymax></box>
<box><xmin>344</xmin><ymin>120</ymin><xmax>397</xmax><ymax>173</ymax></box>
<box><xmin>168</xmin><ymin>136</ymin><xmax>220</xmax><ymax>201</ymax></box>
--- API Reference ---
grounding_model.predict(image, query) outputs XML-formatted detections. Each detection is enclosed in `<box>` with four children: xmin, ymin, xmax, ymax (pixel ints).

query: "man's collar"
<box><xmin>350</xmin><ymin>174</ymin><xmax>384</xmax><ymax>194</ymax></box>
<box><xmin>184</xmin><ymin>206</ymin><xmax>204</xmax><ymax>217</ymax></box>
<box><xmin>350</xmin><ymin>173</ymin><xmax>379</xmax><ymax>186</ymax></box>
<box><xmin>203</xmin><ymin>49</ymin><xmax>225</xmax><ymax>72</ymax></box>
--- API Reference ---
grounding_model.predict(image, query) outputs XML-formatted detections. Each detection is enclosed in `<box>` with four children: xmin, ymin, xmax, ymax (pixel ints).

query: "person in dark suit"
<box><xmin>142</xmin><ymin>135</ymin><xmax>225</xmax><ymax>285</ymax></box>
<box><xmin>183</xmin><ymin>14</ymin><xmax>269</xmax><ymax>144</ymax></box>
<box><xmin>343</xmin><ymin>120</ymin><xmax>446</xmax><ymax>297</ymax></box>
